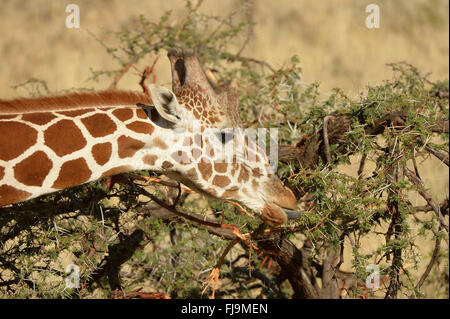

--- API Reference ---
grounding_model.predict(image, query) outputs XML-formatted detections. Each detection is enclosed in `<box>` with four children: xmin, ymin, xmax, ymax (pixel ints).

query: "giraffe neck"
<box><xmin>0</xmin><ymin>89</ymin><xmax>275</xmax><ymax>215</ymax></box>
<box><xmin>0</xmin><ymin>99</ymin><xmax>258</xmax><ymax>207</ymax></box>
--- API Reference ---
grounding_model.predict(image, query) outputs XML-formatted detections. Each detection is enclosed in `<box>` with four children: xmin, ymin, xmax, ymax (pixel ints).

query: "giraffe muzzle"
<box><xmin>283</xmin><ymin>208</ymin><xmax>301</xmax><ymax>220</ymax></box>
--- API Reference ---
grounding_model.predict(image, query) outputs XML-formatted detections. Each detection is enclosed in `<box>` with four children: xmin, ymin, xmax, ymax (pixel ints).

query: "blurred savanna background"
<box><xmin>1</xmin><ymin>0</ymin><xmax>448</xmax><ymax>97</ymax></box>
<box><xmin>0</xmin><ymin>0</ymin><xmax>448</xmax><ymax>299</ymax></box>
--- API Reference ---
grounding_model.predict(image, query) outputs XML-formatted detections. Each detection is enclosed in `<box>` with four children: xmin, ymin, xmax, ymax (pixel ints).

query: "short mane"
<box><xmin>0</xmin><ymin>90</ymin><xmax>153</xmax><ymax>114</ymax></box>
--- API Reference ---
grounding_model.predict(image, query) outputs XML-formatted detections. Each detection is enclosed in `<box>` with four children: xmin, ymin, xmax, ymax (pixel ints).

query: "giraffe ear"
<box><xmin>149</xmin><ymin>84</ymin><xmax>181</xmax><ymax>124</ymax></box>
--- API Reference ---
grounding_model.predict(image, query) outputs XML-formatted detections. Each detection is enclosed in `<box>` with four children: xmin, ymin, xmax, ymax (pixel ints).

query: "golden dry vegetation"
<box><xmin>1</xmin><ymin>0</ymin><xmax>448</xmax><ymax>97</ymax></box>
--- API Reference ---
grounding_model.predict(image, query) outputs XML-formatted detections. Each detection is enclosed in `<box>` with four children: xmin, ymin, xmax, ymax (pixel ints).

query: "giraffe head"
<box><xmin>148</xmin><ymin>49</ymin><xmax>300</xmax><ymax>226</ymax></box>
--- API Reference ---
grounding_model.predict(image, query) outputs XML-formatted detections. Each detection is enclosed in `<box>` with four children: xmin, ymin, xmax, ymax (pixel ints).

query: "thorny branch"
<box><xmin>404</xmin><ymin>168</ymin><xmax>449</xmax><ymax>233</ymax></box>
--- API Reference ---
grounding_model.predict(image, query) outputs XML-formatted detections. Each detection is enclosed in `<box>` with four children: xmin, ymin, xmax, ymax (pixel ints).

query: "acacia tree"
<box><xmin>0</xmin><ymin>1</ymin><xmax>448</xmax><ymax>299</ymax></box>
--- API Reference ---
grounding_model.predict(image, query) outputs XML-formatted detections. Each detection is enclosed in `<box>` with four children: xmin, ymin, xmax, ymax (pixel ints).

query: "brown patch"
<box><xmin>187</xmin><ymin>167</ymin><xmax>198</xmax><ymax>180</ymax></box>
<box><xmin>246</xmin><ymin>150</ymin><xmax>258</xmax><ymax>162</ymax></box>
<box><xmin>52</xmin><ymin>158</ymin><xmax>92</xmax><ymax>189</ymax></box>
<box><xmin>22</xmin><ymin>112</ymin><xmax>57</xmax><ymax>125</ymax></box>
<box><xmin>0</xmin><ymin>122</ymin><xmax>38</xmax><ymax>161</ymax></box>
<box><xmin>14</xmin><ymin>151</ymin><xmax>53</xmax><ymax>186</ymax></box>
<box><xmin>136</xmin><ymin>108</ymin><xmax>149</xmax><ymax>119</ymax></box>
<box><xmin>183</xmin><ymin>137</ymin><xmax>193</xmax><ymax>147</ymax></box>
<box><xmin>214</xmin><ymin>162</ymin><xmax>228</xmax><ymax>174</ymax></box>
<box><xmin>81</xmin><ymin>113</ymin><xmax>117</xmax><ymax>138</ymax></box>
<box><xmin>210</xmin><ymin>117</ymin><xmax>219</xmax><ymax>124</ymax></box>
<box><xmin>92</xmin><ymin>142</ymin><xmax>112</xmax><ymax>166</ymax></box>
<box><xmin>222</xmin><ymin>187</ymin><xmax>239</xmax><ymax>198</ymax></box>
<box><xmin>112</xmin><ymin>108</ymin><xmax>134</xmax><ymax>122</ymax></box>
<box><xmin>162</xmin><ymin>161</ymin><xmax>174</xmax><ymax>169</ymax></box>
<box><xmin>0</xmin><ymin>115</ymin><xmax>17</xmax><ymax>120</ymax></box>
<box><xmin>237</xmin><ymin>167</ymin><xmax>249</xmax><ymax>183</ymax></box>
<box><xmin>192</xmin><ymin>148</ymin><xmax>202</xmax><ymax>161</ymax></box>
<box><xmin>153</xmin><ymin>137</ymin><xmax>168</xmax><ymax>150</ymax></box>
<box><xmin>252</xmin><ymin>167</ymin><xmax>263</xmax><ymax>178</ymax></box>
<box><xmin>0</xmin><ymin>167</ymin><xmax>4</xmax><ymax>180</ymax></box>
<box><xmin>212</xmin><ymin>175</ymin><xmax>231</xmax><ymax>188</ymax></box>
<box><xmin>204</xmin><ymin>144</ymin><xmax>215</xmax><ymax>157</ymax></box>
<box><xmin>44</xmin><ymin>120</ymin><xmax>86</xmax><ymax>157</ymax></box>
<box><xmin>0</xmin><ymin>184</ymin><xmax>32</xmax><ymax>206</ymax></box>
<box><xmin>0</xmin><ymin>90</ymin><xmax>152</xmax><ymax>114</ymax></box>
<box><xmin>143</xmin><ymin>154</ymin><xmax>158</xmax><ymax>166</ymax></box>
<box><xmin>126</xmin><ymin>121</ymin><xmax>155</xmax><ymax>135</ymax></box>
<box><xmin>171</xmin><ymin>151</ymin><xmax>190</xmax><ymax>165</ymax></box>
<box><xmin>230</xmin><ymin>162</ymin><xmax>239</xmax><ymax>176</ymax></box>
<box><xmin>58</xmin><ymin>109</ymin><xmax>93</xmax><ymax>117</ymax></box>
<box><xmin>198</xmin><ymin>158</ymin><xmax>212</xmax><ymax>180</ymax></box>
<box><xmin>193</xmin><ymin>109</ymin><xmax>201</xmax><ymax>120</ymax></box>
<box><xmin>252</xmin><ymin>180</ymin><xmax>259</xmax><ymax>191</ymax></box>
<box><xmin>101</xmin><ymin>165</ymin><xmax>131</xmax><ymax>178</ymax></box>
<box><xmin>117</xmin><ymin>135</ymin><xmax>145</xmax><ymax>158</ymax></box>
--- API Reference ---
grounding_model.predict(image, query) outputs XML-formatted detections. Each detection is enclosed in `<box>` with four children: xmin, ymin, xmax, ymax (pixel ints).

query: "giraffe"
<box><xmin>0</xmin><ymin>49</ymin><xmax>300</xmax><ymax>226</ymax></box>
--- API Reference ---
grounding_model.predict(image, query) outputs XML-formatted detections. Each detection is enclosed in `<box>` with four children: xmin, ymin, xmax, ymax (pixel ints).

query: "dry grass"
<box><xmin>0</xmin><ymin>0</ymin><xmax>448</xmax><ymax>98</ymax></box>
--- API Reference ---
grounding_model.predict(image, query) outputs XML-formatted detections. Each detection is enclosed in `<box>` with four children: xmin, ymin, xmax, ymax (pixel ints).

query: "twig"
<box><xmin>411</xmin><ymin>147</ymin><xmax>421</xmax><ymax>179</ymax></box>
<box><xmin>404</xmin><ymin>168</ymin><xmax>449</xmax><ymax>232</ymax></box>
<box><xmin>130</xmin><ymin>173</ymin><xmax>189</xmax><ymax>190</ymax></box>
<box><xmin>385</xmin><ymin>143</ymin><xmax>403</xmax><ymax>299</ymax></box>
<box><xmin>108</xmin><ymin>58</ymin><xmax>137</xmax><ymax>90</ymax></box>
<box><xmin>132</xmin><ymin>181</ymin><xmax>257</xmax><ymax>249</ymax></box>
<box><xmin>235</xmin><ymin>2</ymin><xmax>254</xmax><ymax>58</ymax></box>
<box><xmin>111</xmin><ymin>289</ymin><xmax>171</xmax><ymax>299</ymax></box>
<box><xmin>202</xmin><ymin>237</ymin><xmax>239</xmax><ymax>299</ymax></box>
<box><xmin>425</xmin><ymin>145</ymin><xmax>449</xmax><ymax>167</ymax></box>
<box><xmin>357</xmin><ymin>153</ymin><xmax>367</xmax><ymax>179</ymax></box>
<box><xmin>414</xmin><ymin>235</ymin><xmax>441</xmax><ymax>291</ymax></box>
<box><xmin>428</xmin><ymin>119</ymin><xmax>449</xmax><ymax>133</ymax></box>
<box><xmin>229</xmin><ymin>55</ymin><xmax>275</xmax><ymax>73</ymax></box>
<box><xmin>413</xmin><ymin>199</ymin><xmax>449</xmax><ymax>215</ymax></box>
<box><xmin>136</xmin><ymin>184</ymin><xmax>222</xmax><ymax>228</ymax></box>
<box><xmin>130</xmin><ymin>173</ymin><xmax>254</xmax><ymax>218</ymax></box>
<box><xmin>224</xmin><ymin>200</ymin><xmax>253</xmax><ymax>217</ymax></box>
<box><xmin>323</xmin><ymin>116</ymin><xmax>334</xmax><ymax>164</ymax></box>
<box><xmin>138</xmin><ymin>57</ymin><xmax>159</xmax><ymax>96</ymax></box>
